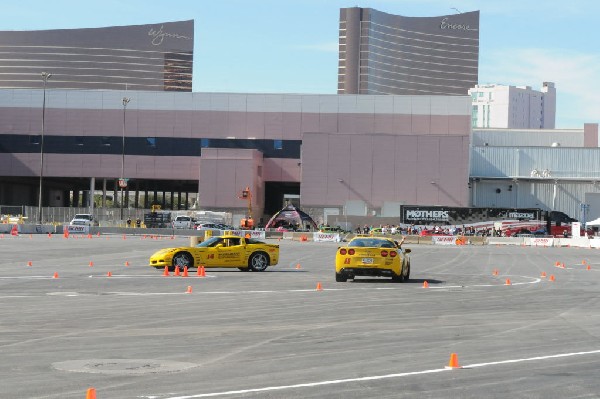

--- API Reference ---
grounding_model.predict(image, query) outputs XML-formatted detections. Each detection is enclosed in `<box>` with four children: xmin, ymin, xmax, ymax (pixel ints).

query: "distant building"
<box><xmin>338</xmin><ymin>7</ymin><xmax>480</xmax><ymax>96</ymax></box>
<box><xmin>469</xmin><ymin>82</ymin><xmax>556</xmax><ymax>129</ymax></box>
<box><xmin>0</xmin><ymin>20</ymin><xmax>193</xmax><ymax>91</ymax></box>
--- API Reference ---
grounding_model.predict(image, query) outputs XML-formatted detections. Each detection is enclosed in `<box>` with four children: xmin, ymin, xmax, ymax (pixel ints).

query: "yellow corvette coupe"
<box><xmin>149</xmin><ymin>235</ymin><xmax>279</xmax><ymax>272</ymax></box>
<box><xmin>335</xmin><ymin>236</ymin><xmax>411</xmax><ymax>282</ymax></box>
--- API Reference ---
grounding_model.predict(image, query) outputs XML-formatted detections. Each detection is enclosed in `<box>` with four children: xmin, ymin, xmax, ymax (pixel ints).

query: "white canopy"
<box><xmin>586</xmin><ymin>218</ymin><xmax>600</xmax><ymax>226</ymax></box>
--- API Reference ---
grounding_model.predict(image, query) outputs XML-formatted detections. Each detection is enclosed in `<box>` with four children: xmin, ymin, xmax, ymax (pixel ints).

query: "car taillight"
<box><xmin>348</xmin><ymin>249</ymin><xmax>355</xmax><ymax>255</ymax></box>
<box><xmin>381</xmin><ymin>250</ymin><xmax>388</xmax><ymax>257</ymax></box>
<box><xmin>389</xmin><ymin>250</ymin><xmax>397</xmax><ymax>257</ymax></box>
<box><xmin>340</xmin><ymin>248</ymin><xmax>347</xmax><ymax>255</ymax></box>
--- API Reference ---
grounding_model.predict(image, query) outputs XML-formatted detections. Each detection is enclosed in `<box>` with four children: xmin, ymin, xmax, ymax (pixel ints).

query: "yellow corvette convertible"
<box><xmin>335</xmin><ymin>236</ymin><xmax>410</xmax><ymax>282</ymax></box>
<box><xmin>149</xmin><ymin>235</ymin><xmax>279</xmax><ymax>272</ymax></box>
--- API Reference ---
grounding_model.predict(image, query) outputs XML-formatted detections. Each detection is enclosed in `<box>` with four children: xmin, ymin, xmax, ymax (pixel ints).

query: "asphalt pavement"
<box><xmin>1</xmin><ymin>233</ymin><xmax>599</xmax><ymax>398</ymax></box>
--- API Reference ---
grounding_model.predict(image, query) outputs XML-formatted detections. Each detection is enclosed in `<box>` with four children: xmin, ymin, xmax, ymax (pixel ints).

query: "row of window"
<box><xmin>0</xmin><ymin>135</ymin><xmax>300</xmax><ymax>158</ymax></box>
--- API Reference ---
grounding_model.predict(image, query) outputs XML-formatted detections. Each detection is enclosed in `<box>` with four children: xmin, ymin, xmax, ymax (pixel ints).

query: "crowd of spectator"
<box><xmin>353</xmin><ymin>224</ymin><xmax>506</xmax><ymax>237</ymax></box>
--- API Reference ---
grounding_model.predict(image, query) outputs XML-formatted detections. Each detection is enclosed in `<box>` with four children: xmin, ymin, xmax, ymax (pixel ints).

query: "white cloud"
<box><xmin>480</xmin><ymin>47</ymin><xmax>600</xmax><ymax>127</ymax></box>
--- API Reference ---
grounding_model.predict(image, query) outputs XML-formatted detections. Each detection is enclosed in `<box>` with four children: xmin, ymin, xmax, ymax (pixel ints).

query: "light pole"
<box><xmin>38</xmin><ymin>72</ymin><xmax>52</xmax><ymax>223</ymax></box>
<box><xmin>120</xmin><ymin>97</ymin><xmax>131</xmax><ymax>221</ymax></box>
<box><xmin>338</xmin><ymin>179</ymin><xmax>348</xmax><ymax>230</ymax></box>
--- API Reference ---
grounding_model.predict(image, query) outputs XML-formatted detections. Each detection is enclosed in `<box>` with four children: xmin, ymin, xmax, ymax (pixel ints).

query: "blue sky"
<box><xmin>3</xmin><ymin>0</ymin><xmax>599</xmax><ymax>128</ymax></box>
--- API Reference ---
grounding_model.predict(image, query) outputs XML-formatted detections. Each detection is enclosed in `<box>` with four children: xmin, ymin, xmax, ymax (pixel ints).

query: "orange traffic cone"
<box><xmin>423</xmin><ymin>280</ymin><xmax>429</xmax><ymax>288</ymax></box>
<box><xmin>86</xmin><ymin>387</ymin><xmax>97</xmax><ymax>399</ymax></box>
<box><xmin>492</xmin><ymin>269</ymin><xmax>499</xmax><ymax>276</ymax></box>
<box><xmin>185</xmin><ymin>286</ymin><xmax>193</xmax><ymax>294</ymax></box>
<box><xmin>52</xmin><ymin>272</ymin><xmax>59</xmax><ymax>279</ymax></box>
<box><xmin>446</xmin><ymin>353</ymin><xmax>462</xmax><ymax>369</ymax></box>
<box><xmin>163</xmin><ymin>266</ymin><xmax>170</xmax><ymax>277</ymax></box>
<box><xmin>504</xmin><ymin>278</ymin><xmax>512</xmax><ymax>286</ymax></box>
<box><xmin>182</xmin><ymin>266</ymin><xmax>189</xmax><ymax>277</ymax></box>
<box><xmin>316</xmin><ymin>282</ymin><xmax>323</xmax><ymax>291</ymax></box>
<box><xmin>198</xmin><ymin>266</ymin><xmax>206</xmax><ymax>277</ymax></box>
<box><xmin>107</xmin><ymin>271</ymin><xmax>112</xmax><ymax>277</ymax></box>
<box><xmin>124</xmin><ymin>261</ymin><xmax>130</xmax><ymax>267</ymax></box>
<box><xmin>582</xmin><ymin>260</ymin><xmax>587</xmax><ymax>265</ymax></box>
<box><xmin>89</xmin><ymin>261</ymin><xmax>94</xmax><ymax>267</ymax></box>
<box><xmin>541</xmin><ymin>271</ymin><xmax>547</xmax><ymax>278</ymax></box>
<box><xmin>27</xmin><ymin>261</ymin><xmax>32</xmax><ymax>267</ymax></box>
<box><xmin>587</xmin><ymin>265</ymin><xmax>592</xmax><ymax>270</ymax></box>
<box><xmin>174</xmin><ymin>266</ymin><xmax>180</xmax><ymax>276</ymax></box>
<box><xmin>555</xmin><ymin>261</ymin><xmax>560</xmax><ymax>266</ymax></box>
<box><xmin>549</xmin><ymin>274</ymin><xmax>556</xmax><ymax>282</ymax></box>
<box><xmin>295</xmin><ymin>263</ymin><xmax>301</xmax><ymax>270</ymax></box>
<box><xmin>10</xmin><ymin>225</ymin><xmax>18</xmax><ymax>236</ymax></box>
<box><xmin>122</xmin><ymin>234</ymin><xmax>126</xmax><ymax>240</ymax></box>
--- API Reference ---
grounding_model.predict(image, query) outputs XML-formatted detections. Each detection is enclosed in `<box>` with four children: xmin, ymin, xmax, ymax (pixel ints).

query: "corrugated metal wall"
<box><xmin>472</xmin><ymin>128</ymin><xmax>583</xmax><ymax>147</ymax></box>
<box><xmin>472</xmin><ymin>180</ymin><xmax>600</xmax><ymax>221</ymax></box>
<box><xmin>471</xmin><ymin>147</ymin><xmax>600</xmax><ymax>179</ymax></box>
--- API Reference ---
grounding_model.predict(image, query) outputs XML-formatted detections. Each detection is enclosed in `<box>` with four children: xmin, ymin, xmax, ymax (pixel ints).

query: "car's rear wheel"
<box><xmin>172</xmin><ymin>252</ymin><xmax>193</xmax><ymax>271</ymax></box>
<box><xmin>249</xmin><ymin>252</ymin><xmax>269</xmax><ymax>272</ymax></box>
<box><xmin>335</xmin><ymin>272</ymin><xmax>347</xmax><ymax>282</ymax></box>
<box><xmin>403</xmin><ymin>262</ymin><xmax>411</xmax><ymax>281</ymax></box>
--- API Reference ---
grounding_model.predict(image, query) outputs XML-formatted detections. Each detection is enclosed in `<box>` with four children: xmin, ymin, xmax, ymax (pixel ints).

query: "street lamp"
<box><xmin>120</xmin><ymin>97</ymin><xmax>131</xmax><ymax>221</ymax></box>
<box><xmin>38</xmin><ymin>72</ymin><xmax>52</xmax><ymax>223</ymax></box>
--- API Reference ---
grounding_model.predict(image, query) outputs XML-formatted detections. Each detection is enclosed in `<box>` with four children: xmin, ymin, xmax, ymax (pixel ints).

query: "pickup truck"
<box><xmin>172</xmin><ymin>215</ymin><xmax>196</xmax><ymax>229</ymax></box>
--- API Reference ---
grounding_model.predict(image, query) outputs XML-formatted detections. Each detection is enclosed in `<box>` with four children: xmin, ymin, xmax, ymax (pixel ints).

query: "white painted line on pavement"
<box><xmin>162</xmin><ymin>348</ymin><xmax>600</xmax><ymax>399</ymax></box>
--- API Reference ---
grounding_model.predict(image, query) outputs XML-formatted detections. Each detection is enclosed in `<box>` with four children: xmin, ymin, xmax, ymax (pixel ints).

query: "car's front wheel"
<box><xmin>172</xmin><ymin>252</ymin><xmax>193</xmax><ymax>271</ymax></box>
<box><xmin>249</xmin><ymin>252</ymin><xmax>269</xmax><ymax>272</ymax></box>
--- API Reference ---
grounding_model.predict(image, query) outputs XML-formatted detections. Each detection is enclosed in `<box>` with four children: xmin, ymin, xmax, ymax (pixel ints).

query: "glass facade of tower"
<box><xmin>0</xmin><ymin>20</ymin><xmax>193</xmax><ymax>91</ymax></box>
<box><xmin>339</xmin><ymin>8</ymin><xmax>479</xmax><ymax>96</ymax></box>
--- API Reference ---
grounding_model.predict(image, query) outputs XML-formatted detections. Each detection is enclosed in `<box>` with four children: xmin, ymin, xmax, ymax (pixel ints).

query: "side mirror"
<box><xmin>403</xmin><ymin>248</ymin><xmax>411</xmax><ymax>254</ymax></box>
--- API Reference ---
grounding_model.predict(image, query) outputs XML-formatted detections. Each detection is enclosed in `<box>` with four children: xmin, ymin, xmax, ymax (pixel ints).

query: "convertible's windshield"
<box><xmin>196</xmin><ymin>237</ymin><xmax>223</xmax><ymax>247</ymax></box>
<box><xmin>348</xmin><ymin>238</ymin><xmax>396</xmax><ymax>248</ymax></box>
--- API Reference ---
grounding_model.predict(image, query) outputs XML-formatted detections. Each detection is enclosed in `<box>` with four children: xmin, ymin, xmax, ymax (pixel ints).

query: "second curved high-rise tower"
<box><xmin>338</xmin><ymin>8</ymin><xmax>479</xmax><ymax>96</ymax></box>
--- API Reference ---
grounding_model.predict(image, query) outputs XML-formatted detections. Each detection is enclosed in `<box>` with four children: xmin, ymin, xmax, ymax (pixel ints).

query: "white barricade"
<box><xmin>229</xmin><ymin>230</ymin><xmax>266</xmax><ymax>239</ymax></box>
<box><xmin>313</xmin><ymin>232</ymin><xmax>340</xmax><ymax>242</ymax></box>
<box><xmin>282</xmin><ymin>232</ymin><xmax>294</xmax><ymax>240</ymax></box>
<box><xmin>431</xmin><ymin>236</ymin><xmax>456</xmax><ymax>245</ymax></box>
<box><xmin>526</xmin><ymin>237</ymin><xmax>554</xmax><ymax>247</ymax></box>
<box><xmin>66</xmin><ymin>225</ymin><xmax>90</xmax><ymax>234</ymax></box>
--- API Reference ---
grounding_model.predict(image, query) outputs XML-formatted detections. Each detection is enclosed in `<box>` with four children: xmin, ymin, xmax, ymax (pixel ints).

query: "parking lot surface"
<box><xmin>1</xmin><ymin>233</ymin><xmax>600</xmax><ymax>398</ymax></box>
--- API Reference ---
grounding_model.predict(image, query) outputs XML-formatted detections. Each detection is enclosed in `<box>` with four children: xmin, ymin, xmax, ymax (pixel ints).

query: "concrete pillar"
<box><xmin>113</xmin><ymin>180</ymin><xmax>118</xmax><ymax>210</ymax></box>
<box><xmin>89</xmin><ymin>177</ymin><xmax>95</xmax><ymax>213</ymax></box>
<box><xmin>134</xmin><ymin>180</ymin><xmax>140</xmax><ymax>208</ymax></box>
<box><xmin>185</xmin><ymin>192</ymin><xmax>189</xmax><ymax>210</ymax></box>
<box><xmin>102</xmin><ymin>178</ymin><xmax>107</xmax><ymax>208</ymax></box>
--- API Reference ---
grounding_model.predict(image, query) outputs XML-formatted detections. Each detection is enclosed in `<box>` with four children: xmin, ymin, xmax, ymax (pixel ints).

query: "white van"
<box><xmin>70</xmin><ymin>214</ymin><xmax>98</xmax><ymax>226</ymax></box>
<box><xmin>172</xmin><ymin>215</ymin><xmax>195</xmax><ymax>229</ymax></box>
